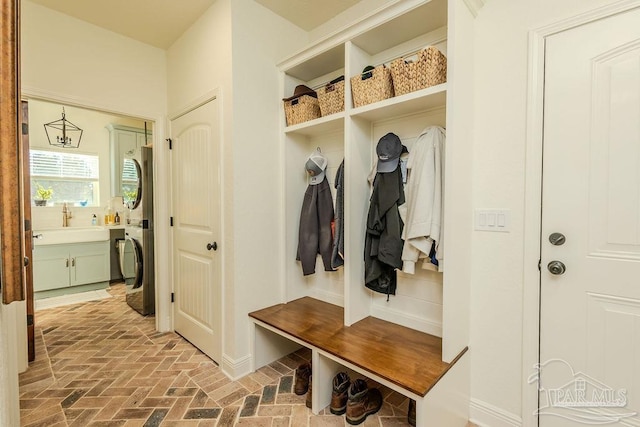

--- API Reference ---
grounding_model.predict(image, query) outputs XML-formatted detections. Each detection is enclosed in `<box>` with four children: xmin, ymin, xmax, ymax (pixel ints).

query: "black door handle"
<box><xmin>206</xmin><ymin>242</ymin><xmax>218</xmax><ymax>251</ymax></box>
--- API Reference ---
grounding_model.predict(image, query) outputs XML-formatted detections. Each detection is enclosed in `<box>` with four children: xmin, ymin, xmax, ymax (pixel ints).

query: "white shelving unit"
<box><xmin>281</xmin><ymin>0</ymin><xmax>449</xmax><ymax>331</ymax></box>
<box><xmin>252</xmin><ymin>0</ymin><xmax>474</xmax><ymax>424</ymax></box>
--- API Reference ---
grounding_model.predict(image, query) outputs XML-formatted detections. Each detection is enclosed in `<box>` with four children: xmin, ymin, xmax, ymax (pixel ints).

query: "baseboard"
<box><xmin>221</xmin><ymin>353</ymin><xmax>252</xmax><ymax>381</ymax></box>
<box><xmin>470</xmin><ymin>398</ymin><xmax>522</xmax><ymax>427</ymax></box>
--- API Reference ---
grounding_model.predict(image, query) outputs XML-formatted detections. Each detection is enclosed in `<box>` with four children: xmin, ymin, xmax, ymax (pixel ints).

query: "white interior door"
<box><xmin>171</xmin><ymin>99</ymin><xmax>221</xmax><ymax>363</ymax></box>
<box><xmin>540</xmin><ymin>7</ymin><xmax>640</xmax><ymax>426</ymax></box>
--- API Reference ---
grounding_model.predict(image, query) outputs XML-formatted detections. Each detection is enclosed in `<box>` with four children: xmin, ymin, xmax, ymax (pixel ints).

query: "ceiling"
<box><xmin>26</xmin><ymin>0</ymin><xmax>362</xmax><ymax>49</ymax></box>
<box><xmin>254</xmin><ymin>0</ymin><xmax>362</xmax><ymax>31</ymax></box>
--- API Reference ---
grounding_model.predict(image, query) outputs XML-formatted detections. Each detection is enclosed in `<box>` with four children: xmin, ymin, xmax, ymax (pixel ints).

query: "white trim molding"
<box><xmin>523</xmin><ymin>1</ymin><xmax>640</xmax><ymax>427</ymax></box>
<box><xmin>221</xmin><ymin>353</ymin><xmax>253</xmax><ymax>381</ymax></box>
<box><xmin>462</xmin><ymin>0</ymin><xmax>485</xmax><ymax>18</ymax></box>
<box><xmin>470</xmin><ymin>398</ymin><xmax>522</xmax><ymax>427</ymax></box>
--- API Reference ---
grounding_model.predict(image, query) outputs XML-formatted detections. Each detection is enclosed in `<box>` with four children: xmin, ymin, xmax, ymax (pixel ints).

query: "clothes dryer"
<box><xmin>123</xmin><ymin>146</ymin><xmax>154</xmax><ymax>315</ymax></box>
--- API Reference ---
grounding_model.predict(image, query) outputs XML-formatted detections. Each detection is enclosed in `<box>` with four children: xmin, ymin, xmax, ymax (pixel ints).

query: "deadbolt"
<box><xmin>549</xmin><ymin>232</ymin><xmax>566</xmax><ymax>246</ymax></box>
<box><xmin>547</xmin><ymin>260</ymin><xmax>566</xmax><ymax>275</ymax></box>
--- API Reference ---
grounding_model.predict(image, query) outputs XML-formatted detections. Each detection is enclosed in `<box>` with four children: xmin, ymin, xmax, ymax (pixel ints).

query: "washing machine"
<box><xmin>121</xmin><ymin>227</ymin><xmax>151</xmax><ymax>314</ymax></box>
<box><xmin>122</xmin><ymin>146</ymin><xmax>155</xmax><ymax>315</ymax></box>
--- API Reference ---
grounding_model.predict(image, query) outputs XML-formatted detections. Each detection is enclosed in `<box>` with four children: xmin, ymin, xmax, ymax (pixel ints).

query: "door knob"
<box><xmin>547</xmin><ymin>260</ymin><xmax>566</xmax><ymax>275</ymax></box>
<box><xmin>206</xmin><ymin>242</ymin><xmax>218</xmax><ymax>251</ymax></box>
<box><xmin>549</xmin><ymin>232</ymin><xmax>566</xmax><ymax>246</ymax></box>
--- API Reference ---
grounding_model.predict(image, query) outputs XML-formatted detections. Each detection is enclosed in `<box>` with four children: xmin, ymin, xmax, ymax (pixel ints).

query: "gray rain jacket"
<box><xmin>296</xmin><ymin>177</ymin><xmax>335</xmax><ymax>276</ymax></box>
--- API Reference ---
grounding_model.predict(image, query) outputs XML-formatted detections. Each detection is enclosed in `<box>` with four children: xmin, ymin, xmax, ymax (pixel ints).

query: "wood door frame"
<box><xmin>522</xmin><ymin>1</ymin><xmax>640</xmax><ymax>425</ymax></box>
<box><xmin>0</xmin><ymin>0</ymin><xmax>24</xmax><ymax>305</ymax></box>
<box><xmin>21</xmin><ymin>100</ymin><xmax>35</xmax><ymax>361</ymax></box>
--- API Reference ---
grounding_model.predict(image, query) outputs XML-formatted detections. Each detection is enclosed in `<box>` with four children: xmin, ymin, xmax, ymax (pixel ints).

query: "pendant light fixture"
<box><xmin>44</xmin><ymin>107</ymin><xmax>83</xmax><ymax>148</ymax></box>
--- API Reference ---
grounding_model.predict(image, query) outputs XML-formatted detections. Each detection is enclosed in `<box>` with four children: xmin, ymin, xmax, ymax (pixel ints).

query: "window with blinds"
<box><xmin>30</xmin><ymin>149</ymin><xmax>100</xmax><ymax>207</ymax></box>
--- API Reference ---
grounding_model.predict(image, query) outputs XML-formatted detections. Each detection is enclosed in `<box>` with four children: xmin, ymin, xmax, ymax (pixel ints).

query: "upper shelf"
<box><xmin>279</xmin><ymin>0</ymin><xmax>447</xmax><ymax>81</ymax></box>
<box><xmin>284</xmin><ymin>83</ymin><xmax>447</xmax><ymax>135</ymax></box>
<box><xmin>351</xmin><ymin>0</ymin><xmax>448</xmax><ymax>56</ymax></box>
<box><xmin>351</xmin><ymin>83</ymin><xmax>447</xmax><ymax>122</ymax></box>
<box><xmin>285</xmin><ymin>45</ymin><xmax>345</xmax><ymax>82</ymax></box>
<box><xmin>284</xmin><ymin>112</ymin><xmax>345</xmax><ymax>137</ymax></box>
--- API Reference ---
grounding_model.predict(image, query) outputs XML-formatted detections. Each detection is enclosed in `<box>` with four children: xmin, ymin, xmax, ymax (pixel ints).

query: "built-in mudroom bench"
<box><xmin>249</xmin><ymin>0</ymin><xmax>474</xmax><ymax>424</ymax></box>
<box><xmin>250</xmin><ymin>297</ymin><xmax>469</xmax><ymax>425</ymax></box>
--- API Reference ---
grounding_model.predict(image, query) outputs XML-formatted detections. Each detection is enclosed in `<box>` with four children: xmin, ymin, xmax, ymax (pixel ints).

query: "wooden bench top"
<box><xmin>249</xmin><ymin>296</ymin><xmax>467</xmax><ymax>397</ymax></box>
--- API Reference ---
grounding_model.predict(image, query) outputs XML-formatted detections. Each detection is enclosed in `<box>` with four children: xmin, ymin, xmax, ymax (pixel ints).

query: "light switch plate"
<box><xmin>475</xmin><ymin>209</ymin><xmax>511</xmax><ymax>232</ymax></box>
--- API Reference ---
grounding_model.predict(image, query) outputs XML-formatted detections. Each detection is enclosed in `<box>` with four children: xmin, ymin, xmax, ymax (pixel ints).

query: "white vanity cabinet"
<box><xmin>107</xmin><ymin>124</ymin><xmax>152</xmax><ymax>197</ymax></box>
<box><xmin>33</xmin><ymin>241</ymin><xmax>110</xmax><ymax>293</ymax></box>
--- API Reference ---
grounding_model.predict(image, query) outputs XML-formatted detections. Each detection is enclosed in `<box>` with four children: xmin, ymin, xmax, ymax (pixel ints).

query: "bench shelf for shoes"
<box><xmin>249</xmin><ymin>297</ymin><xmax>469</xmax><ymax>425</ymax></box>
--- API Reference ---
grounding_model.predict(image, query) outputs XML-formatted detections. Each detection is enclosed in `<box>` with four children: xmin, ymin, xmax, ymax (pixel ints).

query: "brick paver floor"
<box><xmin>19</xmin><ymin>283</ymin><xmax>439</xmax><ymax>426</ymax></box>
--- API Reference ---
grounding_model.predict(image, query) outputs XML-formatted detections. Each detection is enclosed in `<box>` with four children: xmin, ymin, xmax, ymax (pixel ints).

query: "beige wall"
<box><xmin>470</xmin><ymin>0</ymin><xmax>624</xmax><ymax>424</ymax></box>
<box><xmin>21</xmin><ymin>1</ymin><xmax>166</xmax><ymax>118</ymax></box>
<box><xmin>0</xmin><ymin>2</ymin><xmax>169</xmax><ymax>422</ymax></box>
<box><xmin>166</xmin><ymin>0</ymin><xmax>307</xmax><ymax>377</ymax></box>
<box><xmin>0</xmin><ymin>303</ymin><xmax>22</xmax><ymax>426</ymax></box>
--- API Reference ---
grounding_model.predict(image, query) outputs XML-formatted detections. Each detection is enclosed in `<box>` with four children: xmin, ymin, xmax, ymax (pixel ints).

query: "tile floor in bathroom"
<box><xmin>19</xmin><ymin>283</ymin><xmax>475</xmax><ymax>426</ymax></box>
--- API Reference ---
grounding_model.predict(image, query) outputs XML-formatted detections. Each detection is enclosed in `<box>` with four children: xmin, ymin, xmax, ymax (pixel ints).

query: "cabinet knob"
<box><xmin>206</xmin><ymin>242</ymin><xmax>218</xmax><ymax>251</ymax></box>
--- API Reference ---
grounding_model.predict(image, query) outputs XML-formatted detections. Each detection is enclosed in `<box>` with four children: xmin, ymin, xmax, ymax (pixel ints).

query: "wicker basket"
<box><xmin>390</xmin><ymin>46</ymin><xmax>447</xmax><ymax>96</ymax></box>
<box><xmin>283</xmin><ymin>95</ymin><xmax>321</xmax><ymax>126</ymax></box>
<box><xmin>350</xmin><ymin>65</ymin><xmax>394</xmax><ymax>108</ymax></box>
<box><xmin>317</xmin><ymin>80</ymin><xmax>345</xmax><ymax>116</ymax></box>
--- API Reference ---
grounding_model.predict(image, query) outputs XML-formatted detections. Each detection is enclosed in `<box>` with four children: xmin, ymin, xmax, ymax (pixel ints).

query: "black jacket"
<box><xmin>331</xmin><ymin>161</ymin><xmax>345</xmax><ymax>269</ymax></box>
<box><xmin>364</xmin><ymin>166</ymin><xmax>405</xmax><ymax>297</ymax></box>
<box><xmin>297</xmin><ymin>177</ymin><xmax>335</xmax><ymax>275</ymax></box>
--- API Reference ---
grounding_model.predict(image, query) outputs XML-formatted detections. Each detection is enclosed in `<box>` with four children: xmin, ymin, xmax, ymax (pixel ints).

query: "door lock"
<box><xmin>206</xmin><ymin>242</ymin><xmax>218</xmax><ymax>251</ymax></box>
<box><xmin>547</xmin><ymin>260</ymin><xmax>566</xmax><ymax>275</ymax></box>
<box><xmin>549</xmin><ymin>232</ymin><xmax>566</xmax><ymax>246</ymax></box>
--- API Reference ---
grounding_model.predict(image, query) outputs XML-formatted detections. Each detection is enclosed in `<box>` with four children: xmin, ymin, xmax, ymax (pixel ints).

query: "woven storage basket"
<box><xmin>317</xmin><ymin>80</ymin><xmax>345</xmax><ymax>116</ymax></box>
<box><xmin>390</xmin><ymin>46</ymin><xmax>447</xmax><ymax>96</ymax></box>
<box><xmin>350</xmin><ymin>65</ymin><xmax>394</xmax><ymax>108</ymax></box>
<box><xmin>283</xmin><ymin>95</ymin><xmax>321</xmax><ymax>126</ymax></box>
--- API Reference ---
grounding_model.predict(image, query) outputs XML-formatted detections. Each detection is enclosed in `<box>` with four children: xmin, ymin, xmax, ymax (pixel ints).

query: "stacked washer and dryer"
<box><xmin>119</xmin><ymin>146</ymin><xmax>155</xmax><ymax>315</ymax></box>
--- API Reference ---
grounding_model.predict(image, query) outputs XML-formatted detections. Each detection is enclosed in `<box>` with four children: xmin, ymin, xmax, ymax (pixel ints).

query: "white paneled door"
<box><xmin>171</xmin><ymin>99</ymin><xmax>222</xmax><ymax>364</ymax></box>
<box><xmin>539</xmin><ymin>7</ymin><xmax>640</xmax><ymax>426</ymax></box>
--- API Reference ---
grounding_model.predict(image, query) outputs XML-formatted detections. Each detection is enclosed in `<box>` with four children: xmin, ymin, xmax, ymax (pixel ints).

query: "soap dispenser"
<box><xmin>92</xmin><ymin>214</ymin><xmax>97</xmax><ymax>226</ymax></box>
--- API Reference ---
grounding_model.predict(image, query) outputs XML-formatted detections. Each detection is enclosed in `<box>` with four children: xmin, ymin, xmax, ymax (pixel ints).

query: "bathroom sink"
<box><xmin>33</xmin><ymin>227</ymin><xmax>110</xmax><ymax>246</ymax></box>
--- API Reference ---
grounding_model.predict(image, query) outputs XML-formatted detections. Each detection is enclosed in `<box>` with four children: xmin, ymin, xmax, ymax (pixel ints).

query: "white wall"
<box><xmin>470</xmin><ymin>0</ymin><xmax>624</xmax><ymax>425</ymax></box>
<box><xmin>166</xmin><ymin>0</ymin><xmax>307</xmax><ymax>378</ymax></box>
<box><xmin>0</xmin><ymin>302</ymin><xmax>22</xmax><ymax>426</ymax></box>
<box><xmin>0</xmin><ymin>2</ymin><xmax>169</xmax><ymax>422</ymax></box>
<box><xmin>229</xmin><ymin>0</ymin><xmax>308</xmax><ymax>374</ymax></box>
<box><xmin>21</xmin><ymin>1</ymin><xmax>166</xmax><ymax>119</ymax></box>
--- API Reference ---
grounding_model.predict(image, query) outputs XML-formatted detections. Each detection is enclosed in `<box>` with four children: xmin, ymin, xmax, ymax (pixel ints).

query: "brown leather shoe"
<box><xmin>408</xmin><ymin>399</ymin><xmax>416</xmax><ymax>426</ymax></box>
<box><xmin>330</xmin><ymin>372</ymin><xmax>350</xmax><ymax>415</ymax></box>
<box><xmin>294</xmin><ymin>362</ymin><xmax>311</xmax><ymax>395</ymax></box>
<box><xmin>345</xmin><ymin>379</ymin><xmax>382</xmax><ymax>425</ymax></box>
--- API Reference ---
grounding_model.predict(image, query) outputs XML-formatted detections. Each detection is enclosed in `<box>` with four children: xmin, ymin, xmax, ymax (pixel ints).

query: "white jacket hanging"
<box><xmin>401</xmin><ymin>126</ymin><xmax>445</xmax><ymax>273</ymax></box>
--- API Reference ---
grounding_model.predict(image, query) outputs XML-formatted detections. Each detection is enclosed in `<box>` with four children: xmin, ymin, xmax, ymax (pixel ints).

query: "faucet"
<box><xmin>62</xmin><ymin>203</ymin><xmax>72</xmax><ymax>227</ymax></box>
